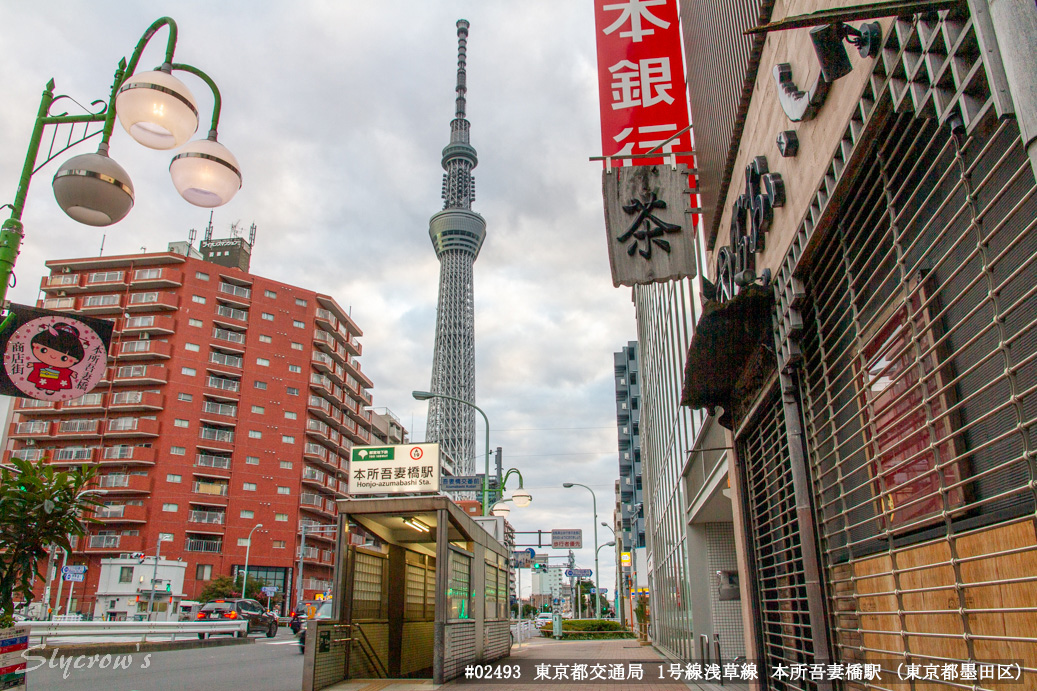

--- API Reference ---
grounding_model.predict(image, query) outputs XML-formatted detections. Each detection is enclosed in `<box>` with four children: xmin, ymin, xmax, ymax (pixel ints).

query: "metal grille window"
<box><xmin>402</xmin><ymin>551</ymin><xmax>437</xmax><ymax>621</ymax></box>
<box><xmin>351</xmin><ymin>550</ymin><xmax>387</xmax><ymax>620</ymax></box>
<box><xmin>738</xmin><ymin>386</ymin><xmax>816</xmax><ymax>689</ymax></box>
<box><xmin>448</xmin><ymin>550</ymin><xmax>472</xmax><ymax>620</ymax></box>
<box><xmin>798</xmin><ymin>106</ymin><xmax>1037</xmax><ymax>679</ymax></box>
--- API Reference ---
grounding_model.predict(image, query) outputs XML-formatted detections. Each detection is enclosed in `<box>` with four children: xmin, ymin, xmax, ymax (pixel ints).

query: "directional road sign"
<box><xmin>551</xmin><ymin>529</ymin><xmax>582</xmax><ymax>549</ymax></box>
<box><xmin>261</xmin><ymin>586</ymin><xmax>279</xmax><ymax>596</ymax></box>
<box><xmin>512</xmin><ymin>551</ymin><xmax>532</xmax><ymax>568</ymax></box>
<box><xmin>440</xmin><ymin>475</ymin><xmax>483</xmax><ymax>492</ymax></box>
<box><xmin>61</xmin><ymin>565</ymin><xmax>87</xmax><ymax>575</ymax></box>
<box><xmin>62</xmin><ymin>573</ymin><xmax>85</xmax><ymax>582</ymax></box>
<box><xmin>591</xmin><ymin>588</ymin><xmax>608</xmax><ymax>594</ymax></box>
<box><xmin>564</xmin><ymin>568</ymin><xmax>593</xmax><ymax>578</ymax></box>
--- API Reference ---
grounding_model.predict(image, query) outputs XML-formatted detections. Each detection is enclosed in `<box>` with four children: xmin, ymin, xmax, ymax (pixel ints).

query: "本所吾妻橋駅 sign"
<box><xmin>348</xmin><ymin>443</ymin><xmax>440</xmax><ymax>495</ymax></box>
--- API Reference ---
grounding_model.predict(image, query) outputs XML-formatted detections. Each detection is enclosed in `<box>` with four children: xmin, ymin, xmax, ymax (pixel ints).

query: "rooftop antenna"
<box><xmin>188</xmin><ymin>228</ymin><xmax>197</xmax><ymax>249</ymax></box>
<box><xmin>230</xmin><ymin>221</ymin><xmax>242</xmax><ymax>238</ymax></box>
<box><xmin>99</xmin><ymin>234</ymin><xmax>106</xmax><ymax>257</ymax></box>
<box><xmin>204</xmin><ymin>211</ymin><xmax>214</xmax><ymax>243</ymax></box>
<box><xmin>248</xmin><ymin>223</ymin><xmax>257</xmax><ymax>248</ymax></box>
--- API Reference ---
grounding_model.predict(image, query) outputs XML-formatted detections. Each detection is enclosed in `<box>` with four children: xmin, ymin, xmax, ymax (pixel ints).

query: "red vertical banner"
<box><xmin>593</xmin><ymin>0</ymin><xmax>693</xmax><ymax>168</ymax></box>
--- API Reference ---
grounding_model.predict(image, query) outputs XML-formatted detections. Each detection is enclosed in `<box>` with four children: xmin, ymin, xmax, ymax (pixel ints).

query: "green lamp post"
<box><xmin>413</xmin><ymin>390</ymin><xmax>492</xmax><ymax>515</ymax></box>
<box><xmin>1</xmin><ymin>16</ymin><xmax>241</xmax><ymax>314</ymax></box>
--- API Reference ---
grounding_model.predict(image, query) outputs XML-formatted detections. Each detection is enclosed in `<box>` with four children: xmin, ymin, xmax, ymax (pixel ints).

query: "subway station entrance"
<box><xmin>303</xmin><ymin>495</ymin><xmax>512</xmax><ymax>690</ymax></box>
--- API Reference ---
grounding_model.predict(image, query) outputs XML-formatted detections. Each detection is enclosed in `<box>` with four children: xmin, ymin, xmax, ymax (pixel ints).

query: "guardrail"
<box><xmin>510</xmin><ymin>620</ymin><xmax>537</xmax><ymax>647</ymax></box>
<box><xmin>28</xmin><ymin>620</ymin><xmax>248</xmax><ymax>645</ymax></box>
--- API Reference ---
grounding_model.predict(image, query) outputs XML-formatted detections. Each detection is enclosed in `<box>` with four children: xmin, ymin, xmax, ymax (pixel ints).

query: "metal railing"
<box><xmin>27</xmin><ymin>620</ymin><xmax>247</xmax><ymax>644</ymax></box>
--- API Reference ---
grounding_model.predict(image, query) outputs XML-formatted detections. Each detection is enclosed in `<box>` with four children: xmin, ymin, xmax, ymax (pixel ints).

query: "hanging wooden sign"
<box><xmin>603</xmin><ymin>164</ymin><xmax>696</xmax><ymax>287</ymax></box>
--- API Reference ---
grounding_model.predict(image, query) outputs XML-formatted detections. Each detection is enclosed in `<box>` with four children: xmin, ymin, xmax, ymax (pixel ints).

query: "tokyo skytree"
<box><xmin>425</xmin><ymin>19</ymin><xmax>485</xmax><ymax>477</ymax></box>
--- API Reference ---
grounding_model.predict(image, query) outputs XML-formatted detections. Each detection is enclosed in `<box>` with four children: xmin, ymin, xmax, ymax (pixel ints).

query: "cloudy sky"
<box><xmin>0</xmin><ymin>2</ymin><xmax>636</xmax><ymax>598</ymax></box>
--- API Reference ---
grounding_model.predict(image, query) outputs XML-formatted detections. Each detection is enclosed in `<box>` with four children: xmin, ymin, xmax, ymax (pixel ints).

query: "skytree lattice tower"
<box><xmin>426</xmin><ymin>19</ymin><xmax>486</xmax><ymax>477</ymax></box>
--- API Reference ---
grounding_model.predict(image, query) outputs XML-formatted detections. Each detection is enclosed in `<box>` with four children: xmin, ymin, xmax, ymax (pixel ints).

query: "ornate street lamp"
<box><xmin>1</xmin><ymin>16</ymin><xmax>241</xmax><ymax>309</ymax></box>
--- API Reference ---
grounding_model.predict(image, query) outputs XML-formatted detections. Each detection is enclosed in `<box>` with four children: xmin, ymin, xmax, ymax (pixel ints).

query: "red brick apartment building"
<box><xmin>5</xmin><ymin>239</ymin><xmax>374</xmax><ymax>613</ymax></box>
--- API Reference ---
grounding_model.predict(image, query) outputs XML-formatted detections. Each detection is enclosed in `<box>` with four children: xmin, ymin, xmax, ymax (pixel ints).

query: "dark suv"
<box><xmin>196</xmin><ymin>598</ymin><xmax>278</xmax><ymax>638</ymax></box>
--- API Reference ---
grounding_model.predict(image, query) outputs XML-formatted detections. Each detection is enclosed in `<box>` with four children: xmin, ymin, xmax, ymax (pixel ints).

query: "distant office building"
<box><xmin>612</xmin><ymin>342</ymin><xmax>646</xmax><ymax>625</ymax></box>
<box><xmin>7</xmin><ymin>240</ymin><xmax>375</xmax><ymax>614</ymax></box>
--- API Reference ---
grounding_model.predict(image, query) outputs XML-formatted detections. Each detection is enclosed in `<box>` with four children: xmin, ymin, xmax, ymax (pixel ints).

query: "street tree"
<box><xmin>0</xmin><ymin>458</ymin><xmax>98</xmax><ymax>622</ymax></box>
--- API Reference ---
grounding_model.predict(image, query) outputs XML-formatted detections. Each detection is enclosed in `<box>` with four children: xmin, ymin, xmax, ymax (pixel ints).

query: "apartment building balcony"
<box><xmin>85</xmin><ymin>533</ymin><xmax>145</xmax><ymax>553</ymax></box>
<box><xmin>187</xmin><ymin>509</ymin><xmax>226</xmax><ymax>526</ymax></box>
<box><xmin>301</xmin><ymin>466</ymin><xmax>327</xmax><ymax>489</ymax></box>
<box><xmin>10</xmin><ymin>420</ymin><xmax>50</xmax><ymax>438</ymax></box>
<box><xmin>302</xmin><ymin>441</ymin><xmax>325</xmax><ymax>462</ymax></box>
<box><xmin>195</xmin><ymin>453</ymin><xmax>232</xmax><ymax>473</ymax></box>
<box><xmin>93</xmin><ymin>504</ymin><xmax>147</xmax><ymax>523</ymax></box>
<box><xmin>14</xmin><ymin>398</ymin><xmax>60</xmax><ymax>415</ymax></box>
<box><xmin>302</xmin><ymin>578</ymin><xmax>332</xmax><ymax>592</ymax></box>
<box><xmin>311</xmin><ymin>350</ymin><xmax>335</xmax><ymax>377</ymax></box>
<box><xmin>343</xmin><ymin>357</ymin><xmax>373</xmax><ymax>388</ymax></box>
<box><xmin>122</xmin><ymin>314</ymin><xmax>175</xmax><ymax>336</ymax></box>
<box><xmin>54</xmin><ymin>419</ymin><xmax>99</xmax><ymax>438</ymax></box>
<box><xmin>217</xmin><ymin>281</ymin><xmax>251</xmax><ymax>305</ymax></box>
<box><xmin>197</xmin><ymin>428</ymin><xmax>234</xmax><ymax>453</ymax></box>
<box><xmin>100</xmin><ymin>445</ymin><xmax>156</xmax><ymax>466</ymax></box>
<box><xmin>309</xmin><ymin>372</ymin><xmax>335</xmax><ymax>399</ymax></box>
<box><xmin>125</xmin><ymin>292</ymin><xmax>178</xmax><ymax>312</ymax></box>
<box><xmin>105</xmin><ymin>417</ymin><xmax>160</xmax><ymax>438</ymax></box>
<box><xmin>130</xmin><ymin>266</ymin><xmax>182</xmax><ymax>288</ymax></box>
<box><xmin>314</xmin><ymin>308</ymin><xmax>338</xmax><ymax>331</ymax></box>
<box><xmin>204</xmin><ymin>375</ymin><xmax>241</xmax><ymax>400</ymax></box>
<box><xmin>96</xmin><ymin>473</ymin><xmax>151</xmax><ymax>493</ymax></box>
<box><xmin>184</xmin><ymin>537</ymin><xmax>223</xmax><ymax>553</ymax></box>
<box><xmin>41</xmin><ymin>273</ymin><xmax>82</xmax><ymax>293</ymax></box>
<box><xmin>109</xmin><ymin>390</ymin><xmax>164</xmax><ymax>411</ymax></box>
<box><xmin>208</xmin><ymin>350</ymin><xmax>244</xmax><ymax>373</ymax></box>
<box><xmin>78</xmin><ymin>294</ymin><xmax>125</xmax><ymax>315</ymax></box>
<box><xmin>213</xmin><ymin>303</ymin><xmax>249</xmax><ymax>328</ymax></box>
<box><xmin>40</xmin><ymin>296</ymin><xmax>76</xmax><ymax>312</ymax></box>
<box><xmin>192</xmin><ymin>480</ymin><xmax>229</xmax><ymax>498</ymax></box>
<box><xmin>116</xmin><ymin>339</ymin><xmax>172</xmax><ymax>361</ymax></box>
<box><xmin>211</xmin><ymin>327</ymin><xmax>246</xmax><ymax>351</ymax></box>
<box><xmin>200</xmin><ymin>400</ymin><xmax>238</xmax><ymax>425</ymax></box>
<box><xmin>108</xmin><ymin>364</ymin><xmax>168</xmax><ymax>386</ymax></box>
<box><xmin>307</xmin><ymin>395</ymin><xmax>339</xmax><ymax>427</ymax></box>
<box><xmin>50</xmin><ymin>446</ymin><xmax>97</xmax><ymax>465</ymax></box>
<box><xmin>299</xmin><ymin>492</ymin><xmax>335</xmax><ymax>518</ymax></box>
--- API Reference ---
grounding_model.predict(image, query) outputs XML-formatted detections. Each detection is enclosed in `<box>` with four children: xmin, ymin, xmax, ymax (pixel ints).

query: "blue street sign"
<box><xmin>61</xmin><ymin>565</ymin><xmax>87</xmax><ymax>575</ymax></box>
<box><xmin>261</xmin><ymin>586</ymin><xmax>278</xmax><ymax>596</ymax></box>
<box><xmin>524</xmin><ymin>548</ymin><xmax>535</xmax><ymax>558</ymax></box>
<box><xmin>440</xmin><ymin>475</ymin><xmax>483</xmax><ymax>491</ymax></box>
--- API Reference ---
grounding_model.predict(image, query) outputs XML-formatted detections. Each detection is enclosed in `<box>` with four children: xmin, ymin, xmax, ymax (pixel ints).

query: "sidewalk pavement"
<box><xmin>321</xmin><ymin>637</ymin><xmax>747</xmax><ymax>691</ymax></box>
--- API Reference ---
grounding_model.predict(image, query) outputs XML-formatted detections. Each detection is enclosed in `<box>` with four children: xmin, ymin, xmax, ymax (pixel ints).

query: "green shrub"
<box><xmin>540</xmin><ymin>619</ymin><xmax>635</xmax><ymax>640</ymax></box>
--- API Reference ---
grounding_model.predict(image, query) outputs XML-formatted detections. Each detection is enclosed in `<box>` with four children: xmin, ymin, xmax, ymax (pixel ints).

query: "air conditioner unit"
<box><xmin>58</xmin><ymin>291</ymin><xmax>67</xmax><ymax>297</ymax></box>
<box><xmin>141</xmin><ymin>332</ymin><xmax>150</xmax><ymax>340</ymax></box>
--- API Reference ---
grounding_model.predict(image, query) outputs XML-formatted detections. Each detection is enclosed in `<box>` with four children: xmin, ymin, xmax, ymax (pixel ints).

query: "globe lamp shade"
<box><xmin>490</xmin><ymin>503</ymin><xmax>511</xmax><ymax>518</ymax></box>
<box><xmin>115</xmin><ymin>69</ymin><xmax>199</xmax><ymax>150</ymax></box>
<box><xmin>52</xmin><ymin>152</ymin><xmax>134</xmax><ymax>226</ymax></box>
<box><xmin>511</xmin><ymin>489</ymin><xmax>532</xmax><ymax>508</ymax></box>
<box><xmin>169</xmin><ymin>138</ymin><xmax>242</xmax><ymax>207</ymax></box>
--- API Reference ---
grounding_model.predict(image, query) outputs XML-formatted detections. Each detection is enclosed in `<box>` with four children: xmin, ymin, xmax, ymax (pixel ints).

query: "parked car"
<box><xmin>297</xmin><ymin>599</ymin><xmax>334</xmax><ymax>653</ymax></box>
<box><xmin>196</xmin><ymin>598</ymin><xmax>278</xmax><ymax>638</ymax></box>
<box><xmin>534</xmin><ymin>613</ymin><xmax>553</xmax><ymax>629</ymax></box>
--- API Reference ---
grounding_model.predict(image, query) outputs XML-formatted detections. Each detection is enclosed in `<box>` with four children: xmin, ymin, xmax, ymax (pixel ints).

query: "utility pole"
<box><xmin>494</xmin><ymin>447</ymin><xmax>503</xmax><ymax>505</ymax></box>
<box><xmin>41</xmin><ymin>546</ymin><xmax>57</xmax><ymax>620</ymax></box>
<box><xmin>145</xmin><ymin>537</ymin><xmax>162</xmax><ymax>620</ymax></box>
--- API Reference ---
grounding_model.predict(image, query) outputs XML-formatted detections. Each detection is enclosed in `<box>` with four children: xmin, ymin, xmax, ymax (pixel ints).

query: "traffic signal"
<box><xmin>532</xmin><ymin>561</ymin><xmax>544</xmax><ymax>571</ymax></box>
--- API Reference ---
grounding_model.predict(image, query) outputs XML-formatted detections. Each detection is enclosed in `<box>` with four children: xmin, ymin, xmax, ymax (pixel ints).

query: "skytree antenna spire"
<box><xmin>426</xmin><ymin>19</ymin><xmax>486</xmax><ymax>484</ymax></box>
